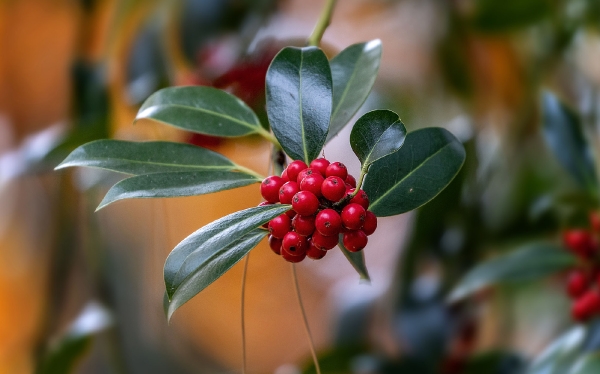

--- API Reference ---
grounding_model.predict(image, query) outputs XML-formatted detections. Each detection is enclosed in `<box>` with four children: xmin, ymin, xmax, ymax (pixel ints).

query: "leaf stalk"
<box><xmin>307</xmin><ymin>0</ymin><xmax>337</xmax><ymax>47</ymax></box>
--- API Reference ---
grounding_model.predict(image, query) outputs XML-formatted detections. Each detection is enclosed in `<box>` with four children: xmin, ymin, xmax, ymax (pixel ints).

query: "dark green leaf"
<box><xmin>266</xmin><ymin>46</ymin><xmax>332</xmax><ymax>163</ymax></box>
<box><xmin>542</xmin><ymin>91</ymin><xmax>597</xmax><ymax>191</ymax></box>
<box><xmin>38</xmin><ymin>303</ymin><xmax>113</xmax><ymax>374</ymax></box>
<box><xmin>97</xmin><ymin>170</ymin><xmax>260</xmax><ymax>210</ymax></box>
<box><xmin>448</xmin><ymin>242</ymin><xmax>577</xmax><ymax>303</ymax></box>
<box><xmin>167</xmin><ymin>229</ymin><xmax>267</xmax><ymax>321</ymax></box>
<box><xmin>136</xmin><ymin>86</ymin><xmax>265</xmax><ymax>137</ymax></box>
<box><xmin>56</xmin><ymin>140</ymin><xmax>238</xmax><ymax>175</ymax></box>
<box><xmin>364</xmin><ymin>127</ymin><xmax>466</xmax><ymax>217</ymax></box>
<box><xmin>526</xmin><ymin>326</ymin><xmax>587</xmax><ymax>374</ymax></box>
<box><xmin>338</xmin><ymin>235</ymin><xmax>370</xmax><ymax>281</ymax></box>
<box><xmin>327</xmin><ymin>40</ymin><xmax>382</xmax><ymax>141</ymax></box>
<box><xmin>350</xmin><ymin>109</ymin><xmax>406</xmax><ymax>169</ymax></box>
<box><xmin>164</xmin><ymin>204</ymin><xmax>290</xmax><ymax>302</ymax></box>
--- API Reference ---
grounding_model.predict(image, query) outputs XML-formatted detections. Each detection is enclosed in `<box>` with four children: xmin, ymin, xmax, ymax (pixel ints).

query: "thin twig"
<box><xmin>241</xmin><ymin>255</ymin><xmax>250</xmax><ymax>374</ymax></box>
<box><xmin>291</xmin><ymin>264</ymin><xmax>321</xmax><ymax>374</ymax></box>
<box><xmin>307</xmin><ymin>0</ymin><xmax>338</xmax><ymax>47</ymax></box>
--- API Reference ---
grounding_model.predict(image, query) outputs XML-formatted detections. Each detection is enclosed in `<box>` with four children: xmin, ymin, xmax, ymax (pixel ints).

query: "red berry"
<box><xmin>591</xmin><ymin>212</ymin><xmax>600</xmax><ymax>232</ymax></box>
<box><xmin>572</xmin><ymin>290</ymin><xmax>600</xmax><ymax>321</ymax></box>
<box><xmin>326</xmin><ymin>162</ymin><xmax>348</xmax><ymax>180</ymax></box>
<box><xmin>281</xmin><ymin>169</ymin><xmax>290</xmax><ymax>183</ymax></box>
<box><xmin>315</xmin><ymin>209</ymin><xmax>342</xmax><ymax>236</ymax></box>
<box><xmin>306</xmin><ymin>241</ymin><xmax>327</xmax><ymax>260</ymax></box>
<box><xmin>261</xmin><ymin>176</ymin><xmax>284</xmax><ymax>203</ymax></box>
<box><xmin>300</xmin><ymin>173</ymin><xmax>325</xmax><ymax>197</ymax></box>
<box><xmin>268</xmin><ymin>235</ymin><xmax>282</xmax><ymax>255</ymax></box>
<box><xmin>310</xmin><ymin>158</ymin><xmax>330</xmax><ymax>176</ymax></box>
<box><xmin>282</xmin><ymin>248</ymin><xmax>306</xmax><ymax>263</ymax></box>
<box><xmin>286</xmin><ymin>160</ymin><xmax>308</xmax><ymax>182</ymax></box>
<box><xmin>285</xmin><ymin>210</ymin><xmax>297</xmax><ymax>218</ymax></box>
<box><xmin>268</xmin><ymin>214</ymin><xmax>291</xmax><ymax>239</ymax></box>
<box><xmin>321</xmin><ymin>176</ymin><xmax>346</xmax><ymax>202</ymax></box>
<box><xmin>312</xmin><ymin>231</ymin><xmax>339</xmax><ymax>250</ymax></box>
<box><xmin>572</xmin><ymin>299</ymin><xmax>588</xmax><ymax>322</ymax></box>
<box><xmin>296</xmin><ymin>168</ymin><xmax>316</xmax><ymax>184</ymax></box>
<box><xmin>343</xmin><ymin>230</ymin><xmax>368</xmax><ymax>252</ymax></box>
<box><xmin>362</xmin><ymin>211</ymin><xmax>378</xmax><ymax>236</ymax></box>
<box><xmin>282</xmin><ymin>231</ymin><xmax>308</xmax><ymax>257</ymax></box>
<box><xmin>345</xmin><ymin>174</ymin><xmax>356</xmax><ymax>188</ymax></box>
<box><xmin>292</xmin><ymin>215</ymin><xmax>316</xmax><ymax>236</ymax></box>
<box><xmin>341</xmin><ymin>203</ymin><xmax>366</xmax><ymax>230</ymax></box>
<box><xmin>349</xmin><ymin>189</ymin><xmax>369</xmax><ymax>209</ymax></box>
<box><xmin>567</xmin><ymin>270</ymin><xmax>589</xmax><ymax>299</ymax></box>
<box><xmin>563</xmin><ymin>230</ymin><xmax>595</xmax><ymax>257</ymax></box>
<box><xmin>279</xmin><ymin>181</ymin><xmax>299</xmax><ymax>205</ymax></box>
<box><xmin>292</xmin><ymin>191</ymin><xmax>320</xmax><ymax>216</ymax></box>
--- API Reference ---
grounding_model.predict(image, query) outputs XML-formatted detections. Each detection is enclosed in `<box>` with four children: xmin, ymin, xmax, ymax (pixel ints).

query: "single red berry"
<box><xmin>292</xmin><ymin>191</ymin><xmax>320</xmax><ymax>216</ymax></box>
<box><xmin>572</xmin><ymin>299</ymin><xmax>588</xmax><ymax>322</ymax></box>
<box><xmin>286</xmin><ymin>160</ymin><xmax>308</xmax><ymax>182</ymax></box>
<box><xmin>326</xmin><ymin>162</ymin><xmax>348</xmax><ymax>180</ymax></box>
<box><xmin>282</xmin><ymin>231</ymin><xmax>308</xmax><ymax>257</ymax></box>
<box><xmin>300</xmin><ymin>173</ymin><xmax>325</xmax><ymax>197</ymax></box>
<box><xmin>282</xmin><ymin>248</ymin><xmax>306</xmax><ymax>263</ymax></box>
<box><xmin>567</xmin><ymin>270</ymin><xmax>589</xmax><ymax>299</ymax></box>
<box><xmin>346</xmin><ymin>174</ymin><xmax>357</xmax><ymax>188</ymax></box>
<box><xmin>306</xmin><ymin>241</ymin><xmax>327</xmax><ymax>260</ymax></box>
<box><xmin>349</xmin><ymin>189</ymin><xmax>369</xmax><ymax>209</ymax></box>
<box><xmin>343</xmin><ymin>230</ymin><xmax>368</xmax><ymax>252</ymax></box>
<box><xmin>362</xmin><ymin>211</ymin><xmax>378</xmax><ymax>236</ymax></box>
<box><xmin>281</xmin><ymin>168</ymin><xmax>290</xmax><ymax>183</ymax></box>
<box><xmin>261</xmin><ymin>176</ymin><xmax>284</xmax><ymax>203</ymax></box>
<box><xmin>563</xmin><ymin>230</ymin><xmax>595</xmax><ymax>257</ymax></box>
<box><xmin>268</xmin><ymin>214</ymin><xmax>291</xmax><ymax>239</ymax></box>
<box><xmin>285</xmin><ymin>210</ymin><xmax>297</xmax><ymax>218</ymax></box>
<box><xmin>279</xmin><ymin>181</ymin><xmax>299</xmax><ymax>205</ymax></box>
<box><xmin>296</xmin><ymin>168</ymin><xmax>315</xmax><ymax>184</ymax></box>
<box><xmin>341</xmin><ymin>203</ymin><xmax>366</xmax><ymax>230</ymax></box>
<box><xmin>321</xmin><ymin>176</ymin><xmax>346</xmax><ymax>202</ymax></box>
<box><xmin>591</xmin><ymin>211</ymin><xmax>600</xmax><ymax>232</ymax></box>
<box><xmin>315</xmin><ymin>209</ymin><xmax>342</xmax><ymax>236</ymax></box>
<box><xmin>572</xmin><ymin>290</ymin><xmax>600</xmax><ymax>321</ymax></box>
<box><xmin>310</xmin><ymin>158</ymin><xmax>330</xmax><ymax>176</ymax></box>
<box><xmin>268</xmin><ymin>235</ymin><xmax>282</xmax><ymax>255</ymax></box>
<box><xmin>292</xmin><ymin>215</ymin><xmax>316</xmax><ymax>236</ymax></box>
<box><xmin>312</xmin><ymin>231</ymin><xmax>339</xmax><ymax>250</ymax></box>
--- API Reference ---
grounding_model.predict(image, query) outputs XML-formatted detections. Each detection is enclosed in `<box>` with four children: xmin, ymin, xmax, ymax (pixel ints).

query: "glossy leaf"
<box><xmin>97</xmin><ymin>170</ymin><xmax>261</xmax><ymax>210</ymax></box>
<box><xmin>266</xmin><ymin>46</ymin><xmax>332</xmax><ymax>163</ymax></box>
<box><xmin>542</xmin><ymin>91</ymin><xmax>597</xmax><ymax>190</ymax></box>
<box><xmin>448</xmin><ymin>242</ymin><xmax>577</xmax><ymax>303</ymax></box>
<box><xmin>364</xmin><ymin>127</ymin><xmax>466</xmax><ymax>217</ymax></box>
<box><xmin>350</xmin><ymin>109</ymin><xmax>406</xmax><ymax>169</ymax></box>
<box><xmin>163</xmin><ymin>204</ymin><xmax>290</xmax><ymax>306</ymax></box>
<box><xmin>526</xmin><ymin>326</ymin><xmax>587</xmax><ymax>374</ymax></box>
<box><xmin>56</xmin><ymin>140</ymin><xmax>238</xmax><ymax>175</ymax></box>
<box><xmin>327</xmin><ymin>40</ymin><xmax>382</xmax><ymax>141</ymax></box>
<box><xmin>167</xmin><ymin>229</ymin><xmax>267</xmax><ymax>320</ymax></box>
<box><xmin>136</xmin><ymin>86</ymin><xmax>263</xmax><ymax>137</ymax></box>
<box><xmin>338</xmin><ymin>235</ymin><xmax>370</xmax><ymax>281</ymax></box>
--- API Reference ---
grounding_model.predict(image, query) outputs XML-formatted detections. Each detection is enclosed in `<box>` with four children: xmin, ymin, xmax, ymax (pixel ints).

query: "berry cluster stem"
<box><xmin>291</xmin><ymin>263</ymin><xmax>321</xmax><ymax>374</ymax></box>
<box><xmin>307</xmin><ymin>0</ymin><xmax>337</xmax><ymax>47</ymax></box>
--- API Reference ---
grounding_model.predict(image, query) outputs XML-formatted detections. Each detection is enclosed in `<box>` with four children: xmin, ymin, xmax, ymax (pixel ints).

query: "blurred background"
<box><xmin>2</xmin><ymin>0</ymin><xmax>600</xmax><ymax>373</ymax></box>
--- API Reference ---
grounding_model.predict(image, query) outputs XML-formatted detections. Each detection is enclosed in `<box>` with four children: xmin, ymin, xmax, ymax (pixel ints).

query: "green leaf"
<box><xmin>350</xmin><ymin>109</ymin><xmax>406</xmax><ymax>169</ymax></box>
<box><xmin>568</xmin><ymin>354</ymin><xmax>600</xmax><ymax>374</ymax></box>
<box><xmin>166</xmin><ymin>229</ymin><xmax>267</xmax><ymax>321</ymax></box>
<box><xmin>327</xmin><ymin>40</ymin><xmax>382</xmax><ymax>142</ymax></box>
<box><xmin>542</xmin><ymin>91</ymin><xmax>597</xmax><ymax>191</ymax></box>
<box><xmin>97</xmin><ymin>170</ymin><xmax>260</xmax><ymax>210</ymax></box>
<box><xmin>526</xmin><ymin>326</ymin><xmax>587</xmax><ymax>374</ymax></box>
<box><xmin>266</xmin><ymin>46</ymin><xmax>332</xmax><ymax>163</ymax></box>
<box><xmin>448</xmin><ymin>242</ymin><xmax>577</xmax><ymax>303</ymax></box>
<box><xmin>338</xmin><ymin>235</ymin><xmax>370</xmax><ymax>281</ymax></box>
<box><xmin>38</xmin><ymin>302</ymin><xmax>113</xmax><ymax>374</ymax></box>
<box><xmin>163</xmin><ymin>204</ymin><xmax>290</xmax><ymax>307</ymax></box>
<box><xmin>364</xmin><ymin>127</ymin><xmax>466</xmax><ymax>217</ymax></box>
<box><xmin>56</xmin><ymin>139</ymin><xmax>238</xmax><ymax>175</ymax></box>
<box><xmin>136</xmin><ymin>86</ymin><xmax>263</xmax><ymax>137</ymax></box>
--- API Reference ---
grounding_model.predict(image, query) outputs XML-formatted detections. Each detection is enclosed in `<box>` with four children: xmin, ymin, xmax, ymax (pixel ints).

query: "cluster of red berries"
<box><xmin>563</xmin><ymin>212</ymin><xmax>600</xmax><ymax>322</ymax></box>
<box><xmin>260</xmin><ymin>159</ymin><xmax>377</xmax><ymax>263</ymax></box>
